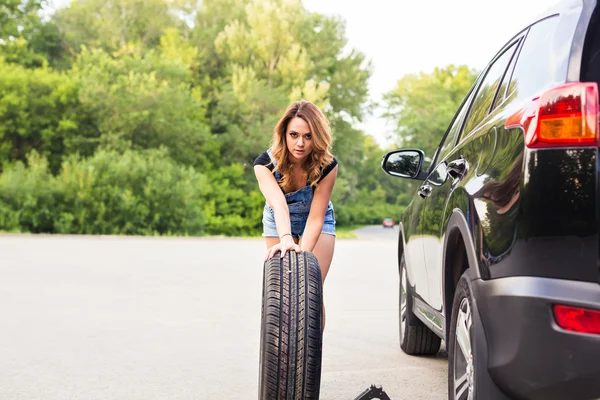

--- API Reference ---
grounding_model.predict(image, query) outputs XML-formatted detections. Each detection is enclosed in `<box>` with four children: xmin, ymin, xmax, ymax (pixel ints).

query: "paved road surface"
<box><xmin>0</xmin><ymin>228</ymin><xmax>447</xmax><ymax>400</ymax></box>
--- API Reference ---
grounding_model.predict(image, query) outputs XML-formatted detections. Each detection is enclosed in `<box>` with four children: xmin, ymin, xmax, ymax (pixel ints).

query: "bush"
<box><xmin>204</xmin><ymin>163</ymin><xmax>265</xmax><ymax>236</ymax></box>
<box><xmin>0</xmin><ymin>151</ymin><xmax>59</xmax><ymax>232</ymax></box>
<box><xmin>55</xmin><ymin>148</ymin><xmax>209</xmax><ymax>235</ymax></box>
<box><xmin>0</xmin><ymin>58</ymin><xmax>89</xmax><ymax>173</ymax></box>
<box><xmin>0</xmin><ymin>149</ymin><xmax>212</xmax><ymax>236</ymax></box>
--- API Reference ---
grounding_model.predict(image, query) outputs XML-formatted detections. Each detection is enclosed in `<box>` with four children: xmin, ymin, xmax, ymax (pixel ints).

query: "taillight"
<box><xmin>505</xmin><ymin>82</ymin><xmax>599</xmax><ymax>148</ymax></box>
<box><xmin>553</xmin><ymin>304</ymin><xmax>600</xmax><ymax>335</ymax></box>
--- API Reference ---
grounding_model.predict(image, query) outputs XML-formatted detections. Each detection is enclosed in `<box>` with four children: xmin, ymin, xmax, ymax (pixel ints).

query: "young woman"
<box><xmin>253</xmin><ymin>99</ymin><xmax>338</xmax><ymax>329</ymax></box>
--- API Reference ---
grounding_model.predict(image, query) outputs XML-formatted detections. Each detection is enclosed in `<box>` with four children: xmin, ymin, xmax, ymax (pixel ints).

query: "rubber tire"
<box><xmin>259</xmin><ymin>251</ymin><xmax>323</xmax><ymax>400</ymax></box>
<box><xmin>399</xmin><ymin>253</ymin><xmax>441</xmax><ymax>355</ymax></box>
<box><xmin>447</xmin><ymin>270</ymin><xmax>511</xmax><ymax>400</ymax></box>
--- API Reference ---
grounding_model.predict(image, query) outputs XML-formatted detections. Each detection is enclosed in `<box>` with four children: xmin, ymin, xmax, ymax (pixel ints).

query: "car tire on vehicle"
<box><xmin>259</xmin><ymin>251</ymin><xmax>323</xmax><ymax>400</ymax></box>
<box><xmin>448</xmin><ymin>270</ymin><xmax>510</xmax><ymax>400</ymax></box>
<box><xmin>399</xmin><ymin>253</ymin><xmax>441</xmax><ymax>355</ymax></box>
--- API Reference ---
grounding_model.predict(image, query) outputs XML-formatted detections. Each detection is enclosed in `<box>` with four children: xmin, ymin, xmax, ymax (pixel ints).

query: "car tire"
<box><xmin>259</xmin><ymin>251</ymin><xmax>323</xmax><ymax>400</ymax></box>
<box><xmin>399</xmin><ymin>253</ymin><xmax>441</xmax><ymax>355</ymax></box>
<box><xmin>448</xmin><ymin>270</ymin><xmax>511</xmax><ymax>400</ymax></box>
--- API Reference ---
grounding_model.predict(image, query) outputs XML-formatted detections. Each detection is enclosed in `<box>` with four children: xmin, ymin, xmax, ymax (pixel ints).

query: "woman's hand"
<box><xmin>265</xmin><ymin>235</ymin><xmax>301</xmax><ymax>261</ymax></box>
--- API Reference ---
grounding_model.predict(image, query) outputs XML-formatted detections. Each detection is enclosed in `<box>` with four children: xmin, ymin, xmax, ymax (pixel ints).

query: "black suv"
<box><xmin>381</xmin><ymin>1</ymin><xmax>600</xmax><ymax>399</ymax></box>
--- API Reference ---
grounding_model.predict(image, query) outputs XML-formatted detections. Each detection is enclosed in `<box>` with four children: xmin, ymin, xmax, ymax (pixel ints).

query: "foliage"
<box><xmin>0</xmin><ymin>58</ymin><xmax>88</xmax><ymax>172</ymax></box>
<box><xmin>0</xmin><ymin>150</ymin><xmax>57</xmax><ymax>232</ymax></box>
<box><xmin>71</xmin><ymin>47</ymin><xmax>216</xmax><ymax>168</ymax></box>
<box><xmin>203</xmin><ymin>163</ymin><xmax>265</xmax><ymax>236</ymax></box>
<box><xmin>0</xmin><ymin>149</ymin><xmax>210</xmax><ymax>235</ymax></box>
<box><xmin>52</xmin><ymin>0</ymin><xmax>193</xmax><ymax>55</ymax></box>
<box><xmin>0</xmin><ymin>0</ymin><xmax>477</xmax><ymax>236</ymax></box>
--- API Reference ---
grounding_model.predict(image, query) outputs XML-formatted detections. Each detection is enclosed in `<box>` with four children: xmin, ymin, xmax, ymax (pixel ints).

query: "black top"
<box><xmin>253</xmin><ymin>151</ymin><xmax>338</xmax><ymax>184</ymax></box>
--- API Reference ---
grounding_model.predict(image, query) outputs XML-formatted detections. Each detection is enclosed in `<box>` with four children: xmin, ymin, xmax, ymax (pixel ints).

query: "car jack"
<box><xmin>353</xmin><ymin>384</ymin><xmax>392</xmax><ymax>400</ymax></box>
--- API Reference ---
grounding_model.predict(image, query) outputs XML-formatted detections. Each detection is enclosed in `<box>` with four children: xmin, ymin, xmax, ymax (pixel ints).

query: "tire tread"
<box><xmin>259</xmin><ymin>252</ymin><xmax>323</xmax><ymax>399</ymax></box>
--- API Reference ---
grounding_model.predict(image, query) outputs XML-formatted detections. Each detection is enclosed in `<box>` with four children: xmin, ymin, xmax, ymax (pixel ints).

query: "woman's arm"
<box><xmin>301</xmin><ymin>165</ymin><xmax>338</xmax><ymax>252</ymax></box>
<box><xmin>254</xmin><ymin>165</ymin><xmax>300</xmax><ymax>259</ymax></box>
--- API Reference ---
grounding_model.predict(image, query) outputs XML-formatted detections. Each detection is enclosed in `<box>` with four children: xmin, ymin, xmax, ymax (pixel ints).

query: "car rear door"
<box><xmin>420</xmin><ymin>37</ymin><xmax>523</xmax><ymax>312</ymax></box>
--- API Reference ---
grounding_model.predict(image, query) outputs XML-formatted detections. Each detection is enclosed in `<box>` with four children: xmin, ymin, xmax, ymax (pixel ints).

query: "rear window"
<box><xmin>506</xmin><ymin>16</ymin><xmax>567</xmax><ymax>105</ymax></box>
<box><xmin>462</xmin><ymin>42</ymin><xmax>518</xmax><ymax>135</ymax></box>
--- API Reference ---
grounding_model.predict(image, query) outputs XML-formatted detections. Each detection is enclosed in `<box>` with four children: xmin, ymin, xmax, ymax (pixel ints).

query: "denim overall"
<box><xmin>261</xmin><ymin>149</ymin><xmax>336</xmax><ymax>238</ymax></box>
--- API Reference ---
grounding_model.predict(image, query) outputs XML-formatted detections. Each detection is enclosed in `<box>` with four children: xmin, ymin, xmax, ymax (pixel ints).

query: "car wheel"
<box><xmin>399</xmin><ymin>253</ymin><xmax>441</xmax><ymax>355</ymax></box>
<box><xmin>448</xmin><ymin>270</ymin><xmax>509</xmax><ymax>400</ymax></box>
<box><xmin>259</xmin><ymin>251</ymin><xmax>323</xmax><ymax>399</ymax></box>
<box><xmin>449</xmin><ymin>285</ymin><xmax>474</xmax><ymax>400</ymax></box>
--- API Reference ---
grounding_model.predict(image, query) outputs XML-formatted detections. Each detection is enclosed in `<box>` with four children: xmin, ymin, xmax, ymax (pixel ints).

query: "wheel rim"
<box><xmin>400</xmin><ymin>265</ymin><xmax>407</xmax><ymax>341</ymax></box>
<box><xmin>453</xmin><ymin>297</ymin><xmax>474</xmax><ymax>400</ymax></box>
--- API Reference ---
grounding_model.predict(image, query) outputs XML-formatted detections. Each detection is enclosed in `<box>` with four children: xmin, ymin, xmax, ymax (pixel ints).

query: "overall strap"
<box><xmin>266</xmin><ymin>148</ymin><xmax>282</xmax><ymax>182</ymax></box>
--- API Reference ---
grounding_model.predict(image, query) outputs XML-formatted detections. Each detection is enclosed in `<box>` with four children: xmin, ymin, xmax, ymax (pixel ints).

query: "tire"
<box><xmin>447</xmin><ymin>270</ymin><xmax>510</xmax><ymax>400</ymax></box>
<box><xmin>399</xmin><ymin>253</ymin><xmax>441</xmax><ymax>355</ymax></box>
<box><xmin>259</xmin><ymin>251</ymin><xmax>323</xmax><ymax>400</ymax></box>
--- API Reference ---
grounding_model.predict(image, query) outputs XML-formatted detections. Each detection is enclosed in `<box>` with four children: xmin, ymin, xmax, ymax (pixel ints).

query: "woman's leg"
<box><xmin>311</xmin><ymin>234</ymin><xmax>336</xmax><ymax>283</ymax></box>
<box><xmin>307</xmin><ymin>233</ymin><xmax>336</xmax><ymax>330</ymax></box>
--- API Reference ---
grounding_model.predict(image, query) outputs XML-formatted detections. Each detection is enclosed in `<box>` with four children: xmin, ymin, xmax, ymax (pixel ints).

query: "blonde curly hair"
<box><xmin>270</xmin><ymin>100</ymin><xmax>334</xmax><ymax>192</ymax></box>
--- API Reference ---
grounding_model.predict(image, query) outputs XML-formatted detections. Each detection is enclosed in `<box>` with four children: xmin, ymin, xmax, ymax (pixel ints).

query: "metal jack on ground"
<box><xmin>353</xmin><ymin>384</ymin><xmax>392</xmax><ymax>400</ymax></box>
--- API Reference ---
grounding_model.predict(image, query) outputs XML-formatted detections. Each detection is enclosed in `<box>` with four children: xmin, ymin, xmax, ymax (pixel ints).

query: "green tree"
<box><xmin>0</xmin><ymin>0</ymin><xmax>66</xmax><ymax>69</ymax></box>
<box><xmin>191</xmin><ymin>0</ymin><xmax>371</xmax><ymax>160</ymax></box>
<box><xmin>0</xmin><ymin>0</ymin><xmax>43</xmax><ymax>38</ymax></box>
<box><xmin>0</xmin><ymin>57</ymin><xmax>91</xmax><ymax>172</ymax></box>
<box><xmin>0</xmin><ymin>0</ymin><xmax>427</xmax><ymax>235</ymax></box>
<box><xmin>52</xmin><ymin>0</ymin><xmax>192</xmax><ymax>55</ymax></box>
<box><xmin>297</xmin><ymin>12</ymin><xmax>372</xmax><ymax>122</ymax></box>
<box><xmin>71</xmin><ymin>47</ymin><xmax>216</xmax><ymax>168</ymax></box>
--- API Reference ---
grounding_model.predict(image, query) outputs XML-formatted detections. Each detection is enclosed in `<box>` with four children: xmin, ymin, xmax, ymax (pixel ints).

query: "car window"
<box><xmin>436</xmin><ymin>88</ymin><xmax>476</xmax><ymax>162</ymax></box>
<box><xmin>505</xmin><ymin>16</ymin><xmax>565</xmax><ymax>106</ymax></box>
<box><xmin>462</xmin><ymin>42</ymin><xmax>518</xmax><ymax>136</ymax></box>
<box><xmin>492</xmin><ymin>39</ymin><xmax>523</xmax><ymax>110</ymax></box>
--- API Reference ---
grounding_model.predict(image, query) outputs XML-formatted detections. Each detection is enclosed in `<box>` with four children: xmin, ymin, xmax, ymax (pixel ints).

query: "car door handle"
<box><xmin>447</xmin><ymin>156</ymin><xmax>469</xmax><ymax>181</ymax></box>
<box><xmin>418</xmin><ymin>183</ymin><xmax>432</xmax><ymax>198</ymax></box>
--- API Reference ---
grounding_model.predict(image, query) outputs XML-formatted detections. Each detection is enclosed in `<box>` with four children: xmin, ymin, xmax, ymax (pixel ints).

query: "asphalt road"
<box><xmin>0</xmin><ymin>227</ymin><xmax>448</xmax><ymax>400</ymax></box>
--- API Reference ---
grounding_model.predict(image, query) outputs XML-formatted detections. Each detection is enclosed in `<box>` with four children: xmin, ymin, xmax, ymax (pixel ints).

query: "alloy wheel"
<box><xmin>400</xmin><ymin>265</ymin><xmax>407</xmax><ymax>341</ymax></box>
<box><xmin>453</xmin><ymin>297</ymin><xmax>474</xmax><ymax>400</ymax></box>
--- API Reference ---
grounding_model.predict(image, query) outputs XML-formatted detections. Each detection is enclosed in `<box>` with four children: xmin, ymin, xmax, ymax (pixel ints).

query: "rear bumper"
<box><xmin>472</xmin><ymin>276</ymin><xmax>600</xmax><ymax>400</ymax></box>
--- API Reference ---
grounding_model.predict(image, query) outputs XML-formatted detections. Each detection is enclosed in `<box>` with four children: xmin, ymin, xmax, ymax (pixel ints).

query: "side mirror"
<box><xmin>381</xmin><ymin>149</ymin><xmax>427</xmax><ymax>180</ymax></box>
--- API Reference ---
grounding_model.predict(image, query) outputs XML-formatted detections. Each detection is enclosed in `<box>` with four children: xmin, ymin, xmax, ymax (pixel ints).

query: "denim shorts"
<box><xmin>262</xmin><ymin>186</ymin><xmax>336</xmax><ymax>238</ymax></box>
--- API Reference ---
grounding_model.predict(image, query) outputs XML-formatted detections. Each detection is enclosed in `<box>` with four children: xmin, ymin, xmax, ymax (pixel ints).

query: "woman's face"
<box><xmin>286</xmin><ymin>117</ymin><xmax>313</xmax><ymax>164</ymax></box>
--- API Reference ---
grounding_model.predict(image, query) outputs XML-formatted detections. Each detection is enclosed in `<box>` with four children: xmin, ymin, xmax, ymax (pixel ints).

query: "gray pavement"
<box><xmin>0</xmin><ymin>228</ymin><xmax>447</xmax><ymax>400</ymax></box>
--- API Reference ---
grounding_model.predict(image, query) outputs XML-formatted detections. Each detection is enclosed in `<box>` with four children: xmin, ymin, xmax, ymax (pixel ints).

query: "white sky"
<box><xmin>301</xmin><ymin>0</ymin><xmax>562</xmax><ymax>146</ymax></box>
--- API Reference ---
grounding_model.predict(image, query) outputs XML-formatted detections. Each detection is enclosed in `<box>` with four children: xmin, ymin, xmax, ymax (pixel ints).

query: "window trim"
<box><xmin>429</xmin><ymin>79</ymin><xmax>480</xmax><ymax>168</ymax></box>
<box><xmin>501</xmin><ymin>30</ymin><xmax>529</xmax><ymax>103</ymax></box>
<box><xmin>436</xmin><ymin>88</ymin><xmax>476</xmax><ymax>162</ymax></box>
<box><xmin>460</xmin><ymin>39</ymin><xmax>521</xmax><ymax>135</ymax></box>
<box><xmin>491</xmin><ymin>38</ymin><xmax>525</xmax><ymax>112</ymax></box>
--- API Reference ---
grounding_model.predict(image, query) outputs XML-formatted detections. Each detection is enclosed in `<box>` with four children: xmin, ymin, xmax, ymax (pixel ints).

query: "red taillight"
<box><xmin>553</xmin><ymin>304</ymin><xmax>600</xmax><ymax>335</ymax></box>
<box><xmin>505</xmin><ymin>82</ymin><xmax>599</xmax><ymax>148</ymax></box>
